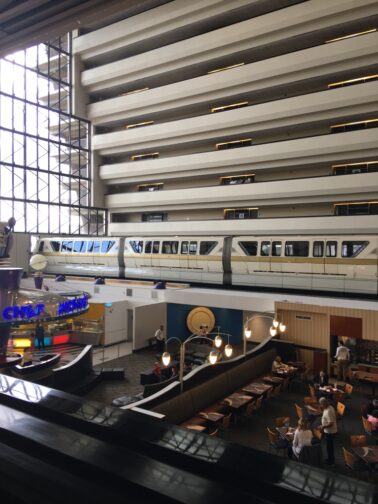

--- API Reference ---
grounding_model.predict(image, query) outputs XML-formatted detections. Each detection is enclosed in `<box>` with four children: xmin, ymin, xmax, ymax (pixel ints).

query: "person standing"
<box><xmin>155</xmin><ymin>325</ymin><xmax>165</xmax><ymax>354</ymax></box>
<box><xmin>319</xmin><ymin>397</ymin><xmax>337</xmax><ymax>465</ymax></box>
<box><xmin>35</xmin><ymin>322</ymin><xmax>45</xmax><ymax>350</ymax></box>
<box><xmin>334</xmin><ymin>341</ymin><xmax>350</xmax><ymax>381</ymax></box>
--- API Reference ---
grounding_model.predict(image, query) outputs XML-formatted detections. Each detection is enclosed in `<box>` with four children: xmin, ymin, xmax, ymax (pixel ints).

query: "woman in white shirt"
<box><xmin>292</xmin><ymin>418</ymin><xmax>313</xmax><ymax>458</ymax></box>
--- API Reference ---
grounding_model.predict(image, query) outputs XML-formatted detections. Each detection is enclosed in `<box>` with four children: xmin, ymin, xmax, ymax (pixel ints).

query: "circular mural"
<box><xmin>186</xmin><ymin>306</ymin><xmax>215</xmax><ymax>334</ymax></box>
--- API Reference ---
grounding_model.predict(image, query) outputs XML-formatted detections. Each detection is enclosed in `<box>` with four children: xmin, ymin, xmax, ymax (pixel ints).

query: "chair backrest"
<box><xmin>254</xmin><ymin>395</ymin><xmax>263</xmax><ymax>411</ymax></box>
<box><xmin>312</xmin><ymin>428</ymin><xmax>322</xmax><ymax>441</ymax></box>
<box><xmin>267</xmin><ymin>427</ymin><xmax>278</xmax><ymax>445</ymax></box>
<box><xmin>350</xmin><ymin>435</ymin><xmax>367</xmax><ymax>447</ymax></box>
<box><xmin>309</xmin><ymin>384</ymin><xmax>316</xmax><ymax>398</ymax></box>
<box><xmin>295</xmin><ymin>403</ymin><xmax>304</xmax><ymax>419</ymax></box>
<box><xmin>222</xmin><ymin>412</ymin><xmax>232</xmax><ymax>429</ymax></box>
<box><xmin>337</xmin><ymin>402</ymin><xmax>346</xmax><ymax>417</ymax></box>
<box><xmin>275</xmin><ymin>416</ymin><xmax>290</xmax><ymax>427</ymax></box>
<box><xmin>344</xmin><ymin>383</ymin><xmax>353</xmax><ymax>395</ymax></box>
<box><xmin>273</xmin><ymin>384</ymin><xmax>281</xmax><ymax>396</ymax></box>
<box><xmin>342</xmin><ymin>447</ymin><xmax>357</xmax><ymax>470</ymax></box>
<box><xmin>362</xmin><ymin>416</ymin><xmax>373</xmax><ymax>433</ymax></box>
<box><xmin>304</xmin><ymin>396</ymin><xmax>316</xmax><ymax>405</ymax></box>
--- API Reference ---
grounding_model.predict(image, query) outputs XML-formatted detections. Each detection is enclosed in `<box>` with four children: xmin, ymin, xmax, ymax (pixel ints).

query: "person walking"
<box><xmin>334</xmin><ymin>340</ymin><xmax>350</xmax><ymax>381</ymax></box>
<box><xmin>155</xmin><ymin>325</ymin><xmax>165</xmax><ymax>354</ymax></box>
<box><xmin>319</xmin><ymin>397</ymin><xmax>337</xmax><ymax>465</ymax></box>
<box><xmin>35</xmin><ymin>322</ymin><xmax>45</xmax><ymax>350</ymax></box>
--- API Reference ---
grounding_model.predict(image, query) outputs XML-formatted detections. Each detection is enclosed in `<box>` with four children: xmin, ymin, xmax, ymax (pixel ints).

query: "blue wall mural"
<box><xmin>167</xmin><ymin>303</ymin><xmax>243</xmax><ymax>343</ymax></box>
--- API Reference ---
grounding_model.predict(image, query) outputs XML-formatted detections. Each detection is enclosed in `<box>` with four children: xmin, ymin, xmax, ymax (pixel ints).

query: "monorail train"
<box><xmin>32</xmin><ymin>234</ymin><xmax>378</xmax><ymax>295</ymax></box>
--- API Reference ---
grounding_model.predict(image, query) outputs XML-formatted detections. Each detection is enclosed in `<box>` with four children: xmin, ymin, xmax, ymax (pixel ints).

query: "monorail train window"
<box><xmin>341</xmin><ymin>241</ymin><xmax>369</xmax><ymax>258</ymax></box>
<box><xmin>73</xmin><ymin>241</ymin><xmax>87</xmax><ymax>253</ymax></box>
<box><xmin>181</xmin><ymin>241</ymin><xmax>197</xmax><ymax>254</ymax></box>
<box><xmin>221</xmin><ymin>175</ymin><xmax>254</xmax><ymax>185</ymax></box>
<box><xmin>238</xmin><ymin>241</ymin><xmax>258</xmax><ymax>256</ymax></box>
<box><xmin>130</xmin><ymin>240</ymin><xmax>143</xmax><ymax>253</ymax></box>
<box><xmin>50</xmin><ymin>241</ymin><xmax>60</xmax><ymax>252</ymax></box>
<box><xmin>272</xmin><ymin>241</ymin><xmax>282</xmax><ymax>256</ymax></box>
<box><xmin>200</xmin><ymin>241</ymin><xmax>217</xmax><ymax>255</ymax></box>
<box><xmin>162</xmin><ymin>241</ymin><xmax>178</xmax><ymax>254</ymax></box>
<box><xmin>145</xmin><ymin>241</ymin><xmax>160</xmax><ymax>253</ymax></box>
<box><xmin>38</xmin><ymin>241</ymin><xmax>44</xmax><ymax>252</ymax></box>
<box><xmin>101</xmin><ymin>241</ymin><xmax>115</xmax><ymax>253</ymax></box>
<box><xmin>285</xmin><ymin>241</ymin><xmax>309</xmax><ymax>257</ymax></box>
<box><xmin>326</xmin><ymin>241</ymin><xmax>337</xmax><ymax>257</ymax></box>
<box><xmin>225</xmin><ymin>208</ymin><xmax>258</xmax><ymax>219</ymax></box>
<box><xmin>61</xmin><ymin>241</ymin><xmax>73</xmax><ymax>252</ymax></box>
<box><xmin>261</xmin><ymin>241</ymin><xmax>271</xmax><ymax>256</ymax></box>
<box><xmin>87</xmin><ymin>241</ymin><xmax>101</xmax><ymax>253</ymax></box>
<box><xmin>313</xmin><ymin>241</ymin><xmax>324</xmax><ymax>257</ymax></box>
<box><xmin>189</xmin><ymin>242</ymin><xmax>197</xmax><ymax>254</ymax></box>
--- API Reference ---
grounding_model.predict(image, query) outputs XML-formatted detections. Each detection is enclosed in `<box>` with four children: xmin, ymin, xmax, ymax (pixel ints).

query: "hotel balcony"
<box><xmin>99</xmin><ymin>129</ymin><xmax>378</xmax><ymax>184</ymax></box>
<box><xmin>108</xmin><ymin>214</ymin><xmax>378</xmax><ymax>236</ymax></box>
<box><xmin>87</xmin><ymin>32</ymin><xmax>378</xmax><ymax>126</ymax></box>
<box><xmin>92</xmin><ymin>82</ymin><xmax>378</xmax><ymax>155</ymax></box>
<box><xmin>105</xmin><ymin>172</ymin><xmax>378</xmax><ymax>212</ymax></box>
<box><xmin>80</xmin><ymin>0</ymin><xmax>378</xmax><ymax>94</ymax></box>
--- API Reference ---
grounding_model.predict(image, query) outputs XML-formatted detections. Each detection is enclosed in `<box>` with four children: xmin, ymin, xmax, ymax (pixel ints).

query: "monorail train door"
<box><xmin>222</xmin><ymin>236</ymin><xmax>232</xmax><ymax>286</ymax></box>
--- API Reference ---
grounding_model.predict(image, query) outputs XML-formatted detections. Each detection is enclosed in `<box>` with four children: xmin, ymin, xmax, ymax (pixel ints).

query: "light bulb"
<box><xmin>214</xmin><ymin>334</ymin><xmax>223</xmax><ymax>348</ymax></box>
<box><xmin>279</xmin><ymin>323</ymin><xmax>286</xmax><ymax>333</ymax></box>
<box><xmin>273</xmin><ymin>319</ymin><xmax>279</xmax><ymax>328</ymax></box>
<box><xmin>162</xmin><ymin>351</ymin><xmax>171</xmax><ymax>367</ymax></box>
<box><xmin>245</xmin><ymin>328</ymin><xmax>252</xmax><ymax>339</ymax></box>
<box><xmin>209</xmin><ymin>350</ymin><xmax>218</xmax><ymax>365</ymax></box>
<box><xmin>270</xmin><ymin>327</ymin><xmax>277</xmax><ymax>337</ymax></box>
<box><xmin>224</xmin><ymin>344</ymin><xmax>233</xmax><ymax>358</ymax></box>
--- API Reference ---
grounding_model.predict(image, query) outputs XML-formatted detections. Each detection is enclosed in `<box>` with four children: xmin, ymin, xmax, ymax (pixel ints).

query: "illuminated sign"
<box><xmin>3</xmin><ymin>303</ymin><xmax>45</xmax><ymax>321</ymax></box>
<box><xmin>57</xmin><ymin>295</ymin><xmax>88</xmax><ymax>316</ymax></box>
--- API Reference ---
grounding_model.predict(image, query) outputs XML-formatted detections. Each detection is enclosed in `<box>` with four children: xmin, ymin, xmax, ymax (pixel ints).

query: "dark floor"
<box><xmin>84</xmin><ymin>351</ymin><xmax>377</xmax><ymax>482</ymax></box>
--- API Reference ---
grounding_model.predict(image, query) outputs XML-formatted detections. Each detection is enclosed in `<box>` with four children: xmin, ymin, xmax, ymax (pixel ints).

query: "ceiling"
<box><xmin>0</xmin><ymin>0</ymin><xmax>169</xmax><ymax>57</ymax></box>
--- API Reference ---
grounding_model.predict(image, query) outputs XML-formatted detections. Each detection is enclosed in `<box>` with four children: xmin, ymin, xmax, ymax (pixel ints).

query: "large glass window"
<box><xmin>285</xmin><ymin>241</ymin><xmax>309</xmax><ymax>257</ymax></box>
<box><xmin>0</xmin><ymin>35</ymin><xmax>106</xmax><ymax>235</ymax></box>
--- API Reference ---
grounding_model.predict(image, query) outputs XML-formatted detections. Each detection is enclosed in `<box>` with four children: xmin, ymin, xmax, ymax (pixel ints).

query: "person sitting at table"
<box><xmin>367</xmin><ymin>409</ymin><xmax>378</xmax><ymax>433</ymax></box>
<box><xmin>292</xmin><ymin>418</ymin><xmax>313</xmax><ymax>459</ymax></box>
<box><xmin>313</xmin><ymin>369</ymin><xmax>329</xmax><ymax>398</ymax></box>
<box><xmin>272</xmin><ymin>355</ymin><xmax>290</xmax><ymax>373</ymax></box>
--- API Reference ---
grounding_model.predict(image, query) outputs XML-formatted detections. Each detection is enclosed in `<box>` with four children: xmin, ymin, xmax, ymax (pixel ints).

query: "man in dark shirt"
<box><xmin>35</xmin><ymin>323</ymin><xmax>45</xmax><ymax>350</ymax></box>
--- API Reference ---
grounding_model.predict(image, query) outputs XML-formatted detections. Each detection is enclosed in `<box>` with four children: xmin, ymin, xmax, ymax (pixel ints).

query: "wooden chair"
<box><xmin>275</xmin><ymin>416</ymin><xmax>291</xmax><ymax>428</ymax></box>
<box><xmin>253</xmin><ymin>395</ymin><xmax>263</xmax><ymax>412</ymax></box>
<box><xmin>350</xmin><ymin>435</ymin><xmax>367</xmax><ymax>447</ymax></box>
<box><xmin>295</xmin><ymin>403</ymin><xmax>305</xmax><ymax>419</ymax></box>
<box><xmin>361</xmin><ymin>416</ymin><xmax>378</xmax><ymax>441</ymax></box>
<box><xmin>336</xmin><ymin>402</ymin><xmax>346</xmax><ymax>429</ymax></box>
<box><xmin>209</xmin><ymin>427</ymin><xmax>219</xmax><ymax>437</ymax></box>
<box><xmin>304</xmin><ymin>396</ymin><xmax>317</xmax><ymax>405</ymax></box>
<box><xmin>220</xmin><ymin>412</ymin><xmax>232</xmax><ymax>430</ymax></box>
<box><xmin>267</xmin><ymin>427</ymin><xmax>287</xmax><ymax>456</ymax></box>
<box><xmin>309</xmin><ymin>384</ymin><xmax>316</xmax><ymax>398</ymax></box>
<box><xmin>273</xmin><ymin>384</ymin><xmax>282</xmax><ymax>397</ymax></box>
<box><xmin>344</xmin><ymin>383</ymin><xmax>353</xmax><ymax>407</ymax></box>
<box><xmin>342</xmin><ymin>447</ymin><xmax>369</xmax><ymax>478</ymax></box>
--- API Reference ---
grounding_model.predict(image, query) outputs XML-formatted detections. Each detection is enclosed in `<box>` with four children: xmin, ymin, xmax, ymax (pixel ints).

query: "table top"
<box><xmin>223</xmin><ymin>392</ymin><xmax>252</xmax><ymax>409</ymax></box>
<box><xmin>352</xmin><ymin>446</ymin><xmax>378</xmax><ymax>465</ymax></box>
<box><xmin>319</xmin><ymin>386</ymin><xmax>339</xmax><ymax>394</ymax></box>
<box><xmin>242</xmin><ymin>382</ymin><xmax>272</xmax><ymax>395</ymax></box>
<box><xmin>198</xmin><ymin>411</ymin><xmax>225</xmax><ymax>422</ymax></box>
<box><xmin>277</xmin><ymin>426</ymin><xmax>295</xmax><ymax>441</ymax></box>
<box><xmin>262</xmin><ymin>375</ymin><xmax>284</xmax><ymax>384</ymax></box>
<box><xmin>183</xmin><ymin>424</ymin><xmax>207</xmax><ymax>432</ymax></box>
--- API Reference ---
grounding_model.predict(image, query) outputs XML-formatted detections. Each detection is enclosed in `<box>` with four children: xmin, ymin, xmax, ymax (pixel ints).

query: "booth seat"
<box><xmin>152</xmin><ymin>348</ymin><xmax>276</xmax><ymax>425</ymax></box>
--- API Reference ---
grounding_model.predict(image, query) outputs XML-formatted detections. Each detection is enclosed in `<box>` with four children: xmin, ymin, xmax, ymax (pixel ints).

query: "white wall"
<box><xmin>134</xmin><ymin>302</ymin><xmax>166</xmax><ymax>350</ymax></box>
<box><xmin>104</xmin><ymin>300</ymin><xmax>127</xmax><ymax>345</ymax></box>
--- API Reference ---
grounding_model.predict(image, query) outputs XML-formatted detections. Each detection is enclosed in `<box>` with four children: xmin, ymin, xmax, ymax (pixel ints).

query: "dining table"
<box><xmin>242</xmin><ymin>382</ymin><xmax>273</xmax><ymax>396</ymax></box>
<box><xmin>276</xmin><ymin>426</ymin><xmax>296</xmax><ymax>442</ymax></box>
<box><xmin>262</xmin><ymin>375</ymin><xmax>284</xmax><ymax>385</ymax></box>
<box><xmin>198</xmin><ymin>411</ymin><xmax>225</xmax><ymax>423</ymax></box>
<box><xmin>223</xmin><ymin>392</ymin><xmax>253</xmax><ymax>410</ymax></box>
